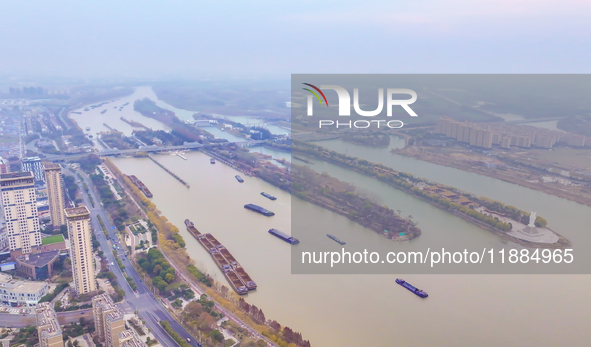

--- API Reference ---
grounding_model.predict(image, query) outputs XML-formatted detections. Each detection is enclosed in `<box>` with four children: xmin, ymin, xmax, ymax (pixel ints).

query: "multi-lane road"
<box><xmin>72</xmin><ymin>168</ymin><xmax>201</xmax><ymax>347</ymax></box>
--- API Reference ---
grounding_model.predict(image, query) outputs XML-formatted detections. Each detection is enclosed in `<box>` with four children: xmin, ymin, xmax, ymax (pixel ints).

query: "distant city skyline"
<box><xmin>1</xmin><ymin>1</ymin><xmax>590</xmax><ymax>79</ymax></box>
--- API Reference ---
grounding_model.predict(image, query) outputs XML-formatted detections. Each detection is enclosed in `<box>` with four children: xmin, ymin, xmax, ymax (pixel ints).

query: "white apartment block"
<box><xmin>0</xmin><ymin>172</ymin><xmax>41</xmax><ymax>254</ymax></box>
<box><xmin>0</xmin><ymin>272</ymin><xmax>49</xmax><ymax>307</ymax></box>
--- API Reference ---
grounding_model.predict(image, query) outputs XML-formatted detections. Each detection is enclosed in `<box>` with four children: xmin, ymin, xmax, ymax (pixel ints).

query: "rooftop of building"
<box><xmin>0</xmin><ymin>272</ymin><xmax>48</xmax><ymax>294</ymax></box>
<box><xmin>36</xmin><ymin>302</ymin><xmax>62</xmax><ymax>337</ymax></box>
<box><xmin>42</xmin><ymin>163</ymin><xmax>61</xmax><ymax>170</ymax></box>
<box><xmin>93</xmin><ymin>293</ymin><xmax>124</xmax><ymax>321</ymax></box>
<box><xmin>21</xmin><ymin>157</ymin><xmax>41</xmax><ymax>162</ymax></box>
<box><xmin>16</xmin><ymin>250</ymin><xmax>60</xmax><ymax>267</ymax></box>
<box><xmin>0</xmin><ymin>171</ymin><xmax>33</xmax><ymax>180</ymax></box>
<box><xmin>64</xmin><ymin>206</ymin><xmax>90</xmax><ymax>218</ymax></box>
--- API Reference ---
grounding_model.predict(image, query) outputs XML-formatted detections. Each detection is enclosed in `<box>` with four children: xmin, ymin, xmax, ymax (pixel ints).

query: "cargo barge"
<box><xmin>235</xmin><ymin>175</ymin><xmax>244</xmax><ymax>183</ymax></box>
<box><xmin>268</xmin><ymin>228</ymin><xmax>299</xmax><ymax>244</ymax></box>
<box><xmin>126</xmin><ymin>175</ymin><xmax>153</xmax><ymax>198</ymax></box>
<box><xmin>327</xmin><ymin>234</ymin><xmax>346</xmax><ymax>245</ymax></box>
<box><xmin>261</xmin><ymin>192</ymin><xmax>277</xmax><ymax>200</ymax></box>
<box><xmin>235</xmin><ymin>267</ymin><xmax>257</xmax><ymax>290</ymax></box>
<box><xmin>244</xmin><ymin>203</ymin><xmax>274</xmax><ymax>216</ymax></box>
<box><xmin>185</xmin><ymin>219</ymin><xmax>257</xmax><ymax>294</ymax></box>
<box><xmin>184</xmin><ymin>219</ymin><xmax>201</xmax><ymax>238</ymax></box>
<box><xmin>396</xmin><ymin>278</ymin><xmax>428</xmax><ymax>298</ymax></box>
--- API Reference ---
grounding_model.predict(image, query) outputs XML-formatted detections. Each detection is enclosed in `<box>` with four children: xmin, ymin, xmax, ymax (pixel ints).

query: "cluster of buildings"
<box><xmin>0</xmin><ymin>162</ymin><xmax>97</xmax><ymax>301</ymax></box>
<box><xmin>23</xmin><ymin>111</ymin><xmax>63</xmax><ymax>135</ymax></box>
<box><xmin>0</xmin><ymin>161</ymin><xmax>143</xmax><ymax>346</ymax></box>
<box><xmin>35</xmin><ymin>294</ymin><xmax>146</xmax><ymax>347</ymax></box>
<box><xmin>435</xmin><ymin>116</ymin><xmax>591</xmax><ymax>149</ymax></box>
<box><xmin>93</xmin><ymin>293</ymin><xmax>146</xmax><ymax>347</ymax></box>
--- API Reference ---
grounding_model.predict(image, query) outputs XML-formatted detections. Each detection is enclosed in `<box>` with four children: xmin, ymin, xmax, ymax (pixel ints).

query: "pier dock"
<box><xmin>148</xmin><ymin>154</ymin><xmax>190</xmax><ymax>188</ymax></box>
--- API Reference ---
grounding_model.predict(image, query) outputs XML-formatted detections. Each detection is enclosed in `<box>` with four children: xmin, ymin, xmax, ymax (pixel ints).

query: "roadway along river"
<box><xmin>111</xmin><ymin>139</ymin><xmax>591</xmax><ymax>347</ymax></box>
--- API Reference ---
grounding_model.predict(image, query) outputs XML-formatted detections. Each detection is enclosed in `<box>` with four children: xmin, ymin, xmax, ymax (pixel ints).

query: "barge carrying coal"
<box><xmin>261</xmin><ymin>192</ymin><xmax>277</xmax><ymax>200</ymax></box>
<box><xmin>268</xmin><ymin>228</ymin><xmax>299</xmax><ymax>244</ymax></box>
<box><xmin>327</xmin><ymin>234</ymin><xmax>346</xmax><ymax>245</ymax></box>
<box><xmin>396</xmin><ymin>278</ymin><xmax>428</xmax><ymax>298</ymax></box>
<box><xmin>185</xmin><ymin>219</ymin><xmax>257</xmax><ymax>294</ymax></box>
<box><xmin>244</xmin><ymin>203</ymin><xmax>274</xmax><ymax>216</ymax></box>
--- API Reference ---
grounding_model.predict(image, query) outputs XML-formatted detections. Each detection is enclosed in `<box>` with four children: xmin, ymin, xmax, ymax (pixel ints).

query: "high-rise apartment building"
<box><xmin>0</xmin><ymin>172</ymin><xmax>41</xmax><ymax>253</ymax></box>
<box><xmin>65</xmin><ymin>206</ymin><xmax>96</xmax><ymax>294</ymax></box>
<box><xmin>43</xmin><ymin>163</ymin><xmax>66</xmax><ymax>227</ymax></box>
<box><xmin>93</xmin><ymin>293</ymin><xmax>126</xmax><ymax>347</ymax></box>
<box><xmin>36</xmin><ymin>302</ymin><xmax>64</xmax><ymax>347</ymax></box>
<box><xmin>21</xmin><ymin>157</ymin><xmax>44</xmax><ymax>184</ymax></box>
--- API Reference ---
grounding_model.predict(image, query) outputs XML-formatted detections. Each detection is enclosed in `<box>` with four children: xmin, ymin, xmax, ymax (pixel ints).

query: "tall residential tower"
<box><xmin>43</xmin><ymin>163</ymin><xmax>66</xmax><ymax>227</ymax></box>
<box><xmin>65</xmin><ymin>206</ymin><xmax>96</xmax><ymax>294</ymax></box>
<box><xmin>0</xmin><ymin>172</ymin><xmax>41</xmax><ymax>253</ymax></box>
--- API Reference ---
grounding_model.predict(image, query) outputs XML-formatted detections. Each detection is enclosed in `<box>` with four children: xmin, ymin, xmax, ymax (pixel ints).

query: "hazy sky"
<box><xmin>1</xmin><ymin>0</ymin><xmax>590</xmax><ymax>79</ymax></box>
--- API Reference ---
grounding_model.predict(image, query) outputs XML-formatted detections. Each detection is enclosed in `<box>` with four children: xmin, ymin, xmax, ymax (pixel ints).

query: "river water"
<box><xmin>109</xmin><ymin>145</ymin><xmax>591</xmax><ymax>347</ymax></box>
<box><xmin>76</xmin><ymin>89</ymin><xmax>591</xmax><ymax>346</ymax></box>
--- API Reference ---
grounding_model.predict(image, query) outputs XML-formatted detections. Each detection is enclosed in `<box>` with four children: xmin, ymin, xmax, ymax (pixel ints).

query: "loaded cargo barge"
<box><xmin>184</xmin><ymin>219</ymin><xmax>257</xmax><ymax>294</ymax></box>
<box><xmin>244</xmin><ymin>203</ymin><xmax>274</xmax><ymax>216</ymax></box>
<box><xmin>268</xmin><ymin>228</ymin><xmax>299</xmax><ymax>244</ymax></box>
<box><xmin>396</xmin><ymin>278</ymin><xmax>428</xmax><ymax>298</ymax></box>
<box><xmin>126</xmin><ymin>175</ymin><xmax>153</xmax><ymax>198</ymax></box>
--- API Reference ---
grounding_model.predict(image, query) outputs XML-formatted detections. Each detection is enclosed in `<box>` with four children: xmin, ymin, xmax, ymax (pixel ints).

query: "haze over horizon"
<box><xmin>1</xmin><ymin>0</ymin><xmax>590</xmax><ymax>80</ymax></box>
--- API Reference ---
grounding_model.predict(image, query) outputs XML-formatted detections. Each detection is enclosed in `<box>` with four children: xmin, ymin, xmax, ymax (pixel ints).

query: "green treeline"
<box><xmin>160</xmin><ymin>321</ymin><xmax>191</xmax><ymax>347</ymax></box>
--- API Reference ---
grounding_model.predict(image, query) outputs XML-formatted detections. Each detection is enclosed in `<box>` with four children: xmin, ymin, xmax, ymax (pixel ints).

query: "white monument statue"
<box><xmin>528</xmin><ymin>211</ymin><xmax>537</xmax><ymax>228</ymax></box>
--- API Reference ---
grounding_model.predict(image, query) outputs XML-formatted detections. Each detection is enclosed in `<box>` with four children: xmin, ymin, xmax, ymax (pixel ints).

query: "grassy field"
<box><xmin>41</xmin><ymin>234</ymin><xmax>64</xmax><ymax>245</ymax></box>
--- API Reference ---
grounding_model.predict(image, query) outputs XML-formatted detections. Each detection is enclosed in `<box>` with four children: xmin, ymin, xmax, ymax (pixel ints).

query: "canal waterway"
<box><xmin>71</xmin><ymin>89</ymin><xmax>591</xmax><ymax>347</ymax></box>
<box><xmin>111</xmin><ymin>143</ymin><xmax>591</xmax><ymax>347</ymax></box>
